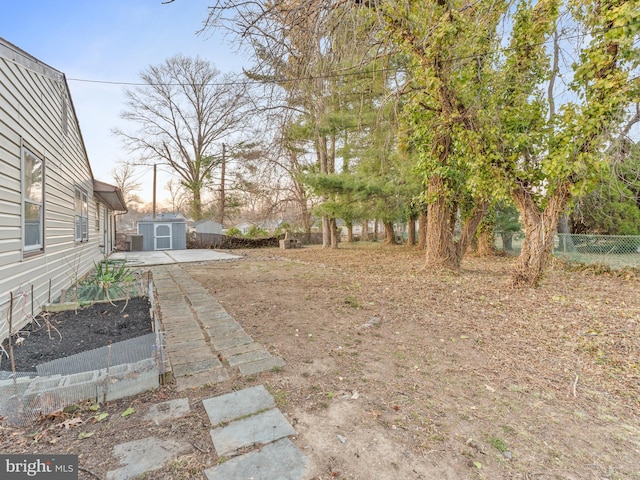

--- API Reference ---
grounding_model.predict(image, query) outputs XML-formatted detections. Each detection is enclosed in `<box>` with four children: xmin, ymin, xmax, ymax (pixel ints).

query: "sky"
<box><xmin>0</xmin><ymin>0</ymin><xmax>246</xmax><ymax>203</ymax></box>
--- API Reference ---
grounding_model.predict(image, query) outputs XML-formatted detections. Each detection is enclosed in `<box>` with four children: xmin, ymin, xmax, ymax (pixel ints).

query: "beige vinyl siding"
<box><xmin>0</xmin><ymin>45</ymin><xmax>105</xmax><ymax>347</ymax></box>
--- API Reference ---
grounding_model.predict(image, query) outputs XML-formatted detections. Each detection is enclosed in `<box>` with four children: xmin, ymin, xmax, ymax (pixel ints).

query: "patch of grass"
<box><xmin>266</xmin><ymin>386</ymin><xmax>288</xmax><ymax>408</ymax></box>
<box><xmin>489</xmin><ymin>437</ymin><xmax>509</xmax><ymax>453</ymax></box>
<box><xmin>344</xmin><ymin>295</ymin><xmax>360</xmax><ymax>309</ymax></box>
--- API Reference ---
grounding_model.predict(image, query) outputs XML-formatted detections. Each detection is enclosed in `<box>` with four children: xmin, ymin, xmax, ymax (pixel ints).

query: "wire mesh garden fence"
<box><xmin>0</xmin><ymin>273</ymin><xmax>167</xmax><ymax>425</ymax></box>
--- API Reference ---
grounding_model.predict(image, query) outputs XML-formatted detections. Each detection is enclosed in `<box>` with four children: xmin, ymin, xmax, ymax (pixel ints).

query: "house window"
<box><xmin>22</xmin><ymin>147</ymin><xmax>44</xmax><ymax>252</ymax></box>
<box><xmin>75</xmin><ymin>187</ymin><xmax>88</xmax><ymax>242</ymax></box>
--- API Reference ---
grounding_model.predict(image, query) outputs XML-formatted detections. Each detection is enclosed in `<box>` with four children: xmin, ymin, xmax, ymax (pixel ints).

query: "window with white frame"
<box><xmin>22</xmin><ymin>147</ymin><xmax>44</xmax><ymax>252</ymax></box>
<box><xmin>75</xmin><ymin>187</ymin><xmax>88</xmax><ymax>242</ymax></box>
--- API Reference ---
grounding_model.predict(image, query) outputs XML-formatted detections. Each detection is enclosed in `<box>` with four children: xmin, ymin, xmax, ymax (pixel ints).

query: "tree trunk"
<box><xmin>384</xmin><ymin>222</ymin><xmax>396</xmax><ymax>245</ymax></box>
<box><xmin>218</xmin><ymin>143</ymin><xmax>226</xmax><ymax>224</ymax></box>
<box><xmin>373</xmin><ymin>220</ymin><xmax>379</xmax><ymax>241</ymax></box>
<box><xmin>317</xmin><ymin>134</ymin><xmax>331</xmax><ymax>248</ymax></box>
<box><xmin>330</xmin><ymin>217</ymin><xmax>339</xmax><ymax>249</ymax></box>
<box><xmin>347</xmin><ymin>223</ymin><xmax>353</xmax><ymax>243</ymax></box>
<box><xmin>456</xmin><ymin>200</ymin><xmax>489</xmax><ymax>261</ymax></box>
<box><xmin>510</xmin><ymin>185</ymin><xmax>569</xmax><ymax>287</ymax></box>
<box><xmin>407</xmin><ymin>216</ymin><xmax>416</xmax><ymax>246</ymax></box>
<box><xmin>361</xmin><ymin>219</ymin><xmax>369</xmax><ymax>241</ymax></box>
<box><xmin>425</xmin><ymin>175</ymin><xmax>487</xmax><ymax>269</ymax></box>
<box><xmin>418</xmin><ymin>212</ymin><xmax>427</xmax><ymax>249</ymax></box>
<box><xmin>300</xmin><ymin>199</ymin><xmax>312</xmax><ymax>233</ymax></box>
<box><xmin>322</xmin><ymin>214</ymin><xmax>331</xmax><ymax>248</ymax></box>
<box><xmin>477</xmin><ymin>224</ymin><xmax>496</xmax><ymax>256</ymax></box>
<box><xmin>556</xmin><ymin>212</ymin><xmax>575</xmax><ymax>253</ymax></box>
<box><xmin>501</xmin><ymin>232</ymin><xmax>514</xmax><ymax>251</ymax></box>
<box><xmin>425</xmin><ymin>176</ymin><xmax>458</xmax><ymax>269</ymax></box>
<box><xmin>191</xmin><ymin>184</ymin><xmax>203</xmax><ymax>220</ymax></box>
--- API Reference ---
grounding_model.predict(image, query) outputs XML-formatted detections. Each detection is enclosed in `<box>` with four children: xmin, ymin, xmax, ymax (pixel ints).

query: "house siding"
<box><xmin>0</xmin><ymin>43</ymin><xmax>106</xmax><ymax>346</ymax></box>
<box><xmin>195</xmin><ymin>220</ymin><xmax>223</xmax><ymax>235</ymax></box>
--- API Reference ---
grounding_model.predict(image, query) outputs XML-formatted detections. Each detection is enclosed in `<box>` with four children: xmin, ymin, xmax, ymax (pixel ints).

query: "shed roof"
<box><xmin>139</xmin><ymin>212</ymin><xmax>187</xmax><ymax>223</ymax></box>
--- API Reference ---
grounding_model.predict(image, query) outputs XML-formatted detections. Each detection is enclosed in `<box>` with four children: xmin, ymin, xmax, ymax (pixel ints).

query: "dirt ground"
<box><xmin>0</xmin><ymin>298</ymin><xmax>152</xmax><ymax>372</ymax></box>
<box><xmin>1</xmin><ymin>243</ymin><xmax>639</xmax><ymax>480</ymax></box>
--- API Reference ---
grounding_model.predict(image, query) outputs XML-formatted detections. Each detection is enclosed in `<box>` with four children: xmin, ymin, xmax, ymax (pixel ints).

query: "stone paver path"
<box><xmin>106</xmin><ymin>398</ymin><xmax>193</xmax><ymax>480</ymax></box>
<box><xmin>152</xmin><ymin>264</ymin><xmax>285</xmax><ymax>390</ymax></box>
<box><xmin>107</xmin><ymin>260</ymin><xmax>303</xmax><ymax>479</ymax></box>
<box><xmin>203</xmin><ymin>385</ymin><xmax>307</xmax><ymax>479</ymax></box>
<box><xmin>106</xmin><ymin>386</ymin><xmax>307</xmax><ymax>480</ymax></box>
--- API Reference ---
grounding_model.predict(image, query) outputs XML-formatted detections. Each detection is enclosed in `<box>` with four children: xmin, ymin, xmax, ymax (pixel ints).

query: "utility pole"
<box><xmin>218</xmin><ymin>143</ymin><xmax>226</xmax><ymax>224</ymax></box>
<box><xmin>152</xmin><ymin>164</ymin><xmax>157</xmax><ymax>219</ymax></box>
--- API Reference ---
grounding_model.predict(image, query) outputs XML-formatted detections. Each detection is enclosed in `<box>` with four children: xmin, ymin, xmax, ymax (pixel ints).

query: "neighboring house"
<box><xmin>0</xmin><ymin>38</ymin><xmax>127</xmax><ymax>344</ymax></box>
<box><xmin>234</xmin><ymin>221</ymin><xmax>256</xmax><ymax>235</ymax></box>
<box><xmin>193</xmin><ymin>219</ymin><xmax>223</xmax><ymax>235</ymax></box>
<box><xmin>258</xmin><ymin>219</ymin><xmax>284</xmax><ymax>233</ymax></box>
<box><xmin>233</xmin><ymin>219</ymin><xmax>284</xmax><ymax>235</ymax></box>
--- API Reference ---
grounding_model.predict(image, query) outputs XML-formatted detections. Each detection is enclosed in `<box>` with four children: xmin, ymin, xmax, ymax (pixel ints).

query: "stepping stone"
<box><xmin>227</xmin><ymin>349</ymin><xmax>272</xmax><ymax>367</ymax></box>
<box><xmin>212</xmin><ymin>332</ymin><xmax>254</xmax><ymax>351</ymax></box>
<box><xmin>209</xmin><ymin>408</ymin><xmax>296</xmax><ymax>456</ymax></box>
<box><xmin>143</xmin><ymin>398</ymin><xmax>190</xmax><ymax>424</ymax></box>
<box><xmin>175</xmin><ymin>367</ymin><xmax>229</xmax><ymax>391</ymax></box>
<box><xmin>172</xmin><ymin>357</ymin><xmax>223</xmax><ymax>377</ymax></box>
<box><xmin>106</xmin><ymin>436</ymin><xmax>190</xmax><ymax>480</ymax></box>
<box><xmin>239</xmin><ymin>356</ymin><xmax>286</xmax><ymax>376</ymax></box>
<box><xmin>219</xmin><ymin>342</ymin><xmax>264</xmax><ymax>358</ymax></box>
<box><xmin>202</xmin><ymin>384</ymin><xmax>275</xmax><ymax>426</ymax></box>
<box><xmin>204</xmin><ymin>438</ymin><xmax>307</xmax><ymax>480</ymax></box>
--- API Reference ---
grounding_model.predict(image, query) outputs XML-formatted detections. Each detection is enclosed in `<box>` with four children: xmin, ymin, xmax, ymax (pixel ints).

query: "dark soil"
<box><xmin>1</xmin><ymin>297</ymin><xmax>152</xmax><ymax>372</ymax></box>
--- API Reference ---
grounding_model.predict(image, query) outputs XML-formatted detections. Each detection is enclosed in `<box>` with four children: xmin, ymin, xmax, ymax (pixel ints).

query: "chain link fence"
<box><xmin>554</xmin><ymin>234</ymin><xmax>640</xmax><ymax>269</ymax></box>
<box><xmin>496</xmin><ymin>232</ymin><xmax>640</xmax><ymax>269</ymax></box>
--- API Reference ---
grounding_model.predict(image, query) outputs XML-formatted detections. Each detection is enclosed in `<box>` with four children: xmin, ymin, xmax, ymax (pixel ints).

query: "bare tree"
<box><xmin>114</xmin><ymin>54</ymin><xmax>249</xmax><ymax>219</ymax></box>
<box><xmin>165</xmin><ymin>178</ymin><xmax>189</xmax><ymax>216</ymax></box>
<box><xmin>111</xmin><ymin>160</ymin><xmax>142</xmax><ymax>205</ymax></box>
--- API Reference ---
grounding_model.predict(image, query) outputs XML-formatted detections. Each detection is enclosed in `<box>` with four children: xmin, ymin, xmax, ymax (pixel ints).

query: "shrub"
<box><xmin>225</xmin><ymin>227</ymin><xmax>242</xmax><ymax>237</ymax></box>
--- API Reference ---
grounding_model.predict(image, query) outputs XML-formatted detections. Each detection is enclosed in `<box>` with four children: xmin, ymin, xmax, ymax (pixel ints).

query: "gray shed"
<box><xmin>137</xmin><ymin>213</ymin><xmax>187</xmax><ymax>251</ymax></box>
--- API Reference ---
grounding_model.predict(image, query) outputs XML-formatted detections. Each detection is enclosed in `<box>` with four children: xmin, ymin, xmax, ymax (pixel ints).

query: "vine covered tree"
<box><xmin>488</xmin><ymin>0</ymin><xmax>640</xmax><ymax>285</ymax></box>
<box><xmin>203</xmin><ymin>0</ymin><xmax>639</xmax><ymax>286</ymax></box>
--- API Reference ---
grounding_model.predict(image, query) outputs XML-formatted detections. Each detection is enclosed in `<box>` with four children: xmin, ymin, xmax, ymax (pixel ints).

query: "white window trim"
<box><xmin>75</xmin><ymin>186</ymin><xmax>89</xmax><ymax>243</ymax></box>
<box><xmin>22</xmin><ymin>146</ymin><xmax>44</xmax><ymax>254</ymax></box>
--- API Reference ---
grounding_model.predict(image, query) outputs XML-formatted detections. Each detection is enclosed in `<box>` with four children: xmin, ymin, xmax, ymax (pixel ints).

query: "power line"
<box><xmin>65</xmin><ymin>18</ymin><xmax>639</xmax><ymax>88</ymax></box>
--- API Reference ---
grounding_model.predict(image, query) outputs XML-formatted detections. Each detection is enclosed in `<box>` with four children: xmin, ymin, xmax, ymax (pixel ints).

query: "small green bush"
<box><xmin>225</xmin><ymin>227</ymin><xmax>242</xmax><ymax>237</ymax></box>
<box><xmin>246</xmin><ymin>225</ymin><xmax>269</xmax><ymax>238</ymax></box>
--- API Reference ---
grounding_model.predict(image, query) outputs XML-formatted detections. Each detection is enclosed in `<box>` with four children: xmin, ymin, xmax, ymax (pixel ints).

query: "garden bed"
<box><xmin>1</xmin><ymin>297</ymin><xmax>152</xmax><ymax>373</ymax></box>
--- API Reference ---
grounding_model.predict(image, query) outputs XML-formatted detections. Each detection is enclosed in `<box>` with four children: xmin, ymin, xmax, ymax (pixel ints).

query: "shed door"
<box><xmin>155</xmin><ymin>223</ymin><xmax>172</xmax><ymax>250</ymax></box>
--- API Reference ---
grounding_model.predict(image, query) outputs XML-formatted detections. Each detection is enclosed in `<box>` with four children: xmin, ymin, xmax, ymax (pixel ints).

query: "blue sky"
<box><xmin>1</xmin><ymin>0</ymin><xmax>246</xmax><ymax>202</ymax></box>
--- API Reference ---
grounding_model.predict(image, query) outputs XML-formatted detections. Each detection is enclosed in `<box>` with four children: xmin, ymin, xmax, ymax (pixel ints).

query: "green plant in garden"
<box><xmin>76</xmin><ymin>261</ymin><xmax>135</xmax><ymax>304</ymax></box>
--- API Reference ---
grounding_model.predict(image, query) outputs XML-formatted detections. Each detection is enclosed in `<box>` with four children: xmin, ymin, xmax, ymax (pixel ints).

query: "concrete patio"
<box><xmin>109</xmin><ymin>248</ymin><xmax>241</xmax><ymax>266</ymax></box>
